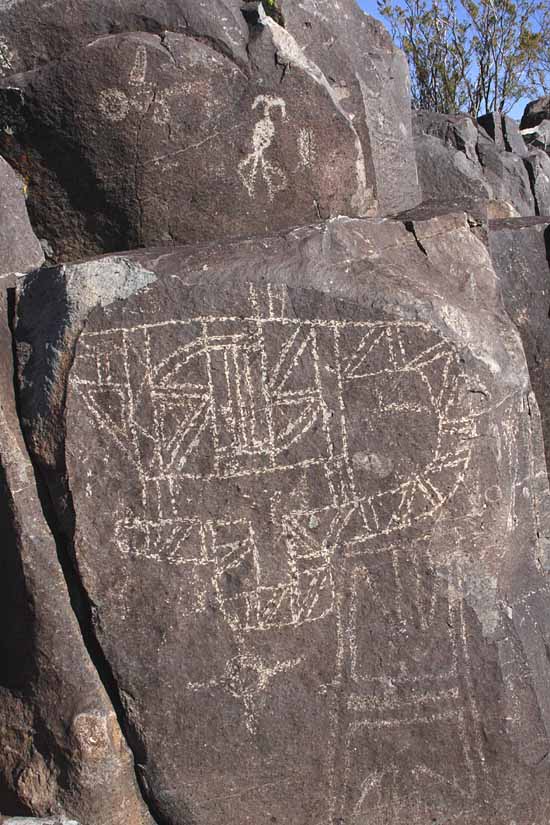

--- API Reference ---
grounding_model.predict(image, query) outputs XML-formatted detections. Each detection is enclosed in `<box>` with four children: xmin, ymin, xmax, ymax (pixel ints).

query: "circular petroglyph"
<box><xmin>98</xmin><ymin>88</ymin><xmax>130</xmax><ymax>122</ymax></box>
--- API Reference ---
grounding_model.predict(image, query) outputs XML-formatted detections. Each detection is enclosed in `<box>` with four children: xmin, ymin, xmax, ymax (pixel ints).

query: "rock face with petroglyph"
<box><xmin>276</xmin><ymin>0</ymin><xmax>421</xmax><ymax>215</ymax></box>
<box><xmin>13</xmin><ymin>214</ymin><xmax>550</xmax><ymax>824</ymax></box>
<box><xmin>0</xmin><ymin>19</ymin><xmax>376</xmax><ymax>261</ymax></box>
<box><xmin>0</xmin><ymin>0</ymin><xmax>251</xmax><ymax>77</ymax></box>
<box><xmin>0</xmin><ymin>0</ymin><xmax>420</xmax><ymax>260</ymax></box>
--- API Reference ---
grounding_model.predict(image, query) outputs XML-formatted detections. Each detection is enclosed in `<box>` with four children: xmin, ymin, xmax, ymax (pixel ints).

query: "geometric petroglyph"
<box><xmin>73</xmin><ymin>283</ymin><xmax>487</xmax><ymax>816</ymax></box>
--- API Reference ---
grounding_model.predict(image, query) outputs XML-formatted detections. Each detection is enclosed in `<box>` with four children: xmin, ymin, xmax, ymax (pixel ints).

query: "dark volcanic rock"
<box><xmin>489</xmin><ymin>217</ymin><xmax>550</xmax><ymax>465</ymax></box>
<box><xmin>521</xmin><ymin>120</ymin><xmax>550</xmax><ymax>153</ymax></box>
<box><xmin>2</xmin><ymin>819</ymin><xmax>80</xmax><ymax>824</ymax></box>
<box><xmin>414</xmin><ymin>110</ymin><xmax>536</xmax><ymax>216</ymax></box>
<box><xmin>0</xmin><ymin>0</ymin><xmax>421</xmax><ymax>222</ymax></box>
<box><xmin>476</xmin><ymin>134</ymin><xmax>535</xmax><ymax>214</ymax></box>
<box><xmin>521</xmin><ymin>95</ymin><xmax>550</xmax><ymax>130</ymax></box>
<box><xmin>0</xmin><ymin>27</ymin><xmax>373</xmax><ymax>261</ymax></box>
<box><xmin>0</xmin><ymin>275</ymin><xmax>153</xmax><ymax>823</ymax></box>
<box><xmin>413</xmin><ymin>112</ymin><xmax>491</xmax><ymax>204</ymax></box>
<box><xmin>0</xmin><ymin>1</ymin><xmax>422</xmax><ymax>261</ymax></box>
<box><xmin>14</xmin><ymin>214</ymin><xmax>550</xmax><ymax>824</ymax></box>
<box><xmin>279</xmin><ymin>0</ymin><xmax>421</xmax><ymax>215</ymax></box>
<box><xmin>478</xmin><ymin>112</ymin><xmax>528</xmax><ymax>157</ymax></box>
<box><xmin>0</xmin><ymin>0</ymin><xmax>250</xmax><ymax>76</ymax></box>
<box><xmin>0</xmin><ymin>157</ymin><xmax>43</xmax><ymax>275</ymax></box>
<box><xmin>523</xmin><ymin>149</ymin><xmax>550</xmax><ymax>215</ymax></box>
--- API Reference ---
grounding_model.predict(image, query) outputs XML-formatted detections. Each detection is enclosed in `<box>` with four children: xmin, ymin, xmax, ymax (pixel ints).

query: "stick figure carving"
<box><xmin>238</xmin><ymin>95</ymin><xmax>288</xmax><ymax>201</ymax></box>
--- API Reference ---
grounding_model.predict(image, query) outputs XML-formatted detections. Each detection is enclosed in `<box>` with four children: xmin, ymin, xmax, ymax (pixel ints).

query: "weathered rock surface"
<box><xmin>0</xmin><ymin>1</ymin><xmax>420</xmax><ymax>261</ymax></box>
<box><xmin>521</xmin><ymin>95</ymin><xmax>550</xmax><ymax>130</ymax></box>
<box><xmin>489</xmin><ymin>217</ymin><xmax>550</xmax><ymax>467</ymax></box>
<box><xmin>279</xmin><ymin>0</ymin><xmax>420</xmax><ymax>215</ymax></box>
<box><xmin>1</xmin><ymin>819</ymin><xmax>80</xmax><ymax>824</ymax></box>
<box><xmin>523</xmin><ymin>149</ymin><xmax>550</xmax><ymax>215</ymax></box>
<box><xmin>12</xmin><ymin>214</ymin><xmax>550</xmax><ymax>824</ymax></box>
<box><xmin>0</xmin><ymin>26</ymin><xmax>371</xmax><ymax>261</ymax></box>
<box><xmin>0</xmin><ymin>274</ymin><xmax>154</xmax><ymax>822</ymax></box>
<box><xmin>478</xmin><ymin>111</ymin><xmax>529</xmax><ymax>157</ymax></box>
<box><xmin>521</xmin><ymin>120</ymin><xmax>550</xmax><ymax>154</ymax></box>
<box><xmin>413</xmin><ymin>109</ymin><xmax>550</xmax><ymax>216</ymax></box>
<box><xmin>0</xmin><ymin>158</ymin><xmax>43</xmax><ymax>275</ymax></box>
<box><xmin>0</xmin><ymin>0</ymin><xmax>250</xmax><ymax>76</ymax></box>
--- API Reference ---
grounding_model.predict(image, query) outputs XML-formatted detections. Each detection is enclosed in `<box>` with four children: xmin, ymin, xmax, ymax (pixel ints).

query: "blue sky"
<box><xmin>356</xmin><ymin>0</ymin><xmax>528</xmax><ymax>119</ymax></box>
<box><xmin>358</xmin><ymin>0</ymin><xmax>384</xmax><ymax>20</ymax></box>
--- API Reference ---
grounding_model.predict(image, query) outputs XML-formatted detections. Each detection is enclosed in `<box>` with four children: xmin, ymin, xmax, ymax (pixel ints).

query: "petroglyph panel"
<box><xmin>60</xmin><ymin>277</ymin><xmax>525</xmax><ymax>823</ymax></box>
<box><xmin>0</xmin><ymin>30</ymin><xmax>372</xmax><ymax>260</ymax></box>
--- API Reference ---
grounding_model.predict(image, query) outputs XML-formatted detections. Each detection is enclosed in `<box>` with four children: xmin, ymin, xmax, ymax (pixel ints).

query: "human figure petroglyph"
<box><xmin>188</xmin><ymin>651</ymin><xmax>303</xmax><ymax>734</ymax></box>
<box><xmin>238</xmin><ymin>96</ymin><xmax>288</xmax><ymax>201</ymax></box>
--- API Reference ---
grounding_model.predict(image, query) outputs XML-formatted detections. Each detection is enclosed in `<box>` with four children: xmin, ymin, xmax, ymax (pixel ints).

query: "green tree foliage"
<box><xmin>377</xmin><ymin>0</ymin><xmax>548</xmax><ymax>116</ymax></box>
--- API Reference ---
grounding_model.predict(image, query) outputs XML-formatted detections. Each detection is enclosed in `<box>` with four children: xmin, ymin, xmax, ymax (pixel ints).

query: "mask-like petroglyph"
<box><xmin>238</xmin><ymin>96</ymin><xmax>288</xmax><ymax>200</ymax></box>
<box><xmin>97</xmin><ymin>44</ymin><xmax>191</xmax><ymax>126</ymax></box>
<box><xmin>71</xmin><ymin>283</ymin><xmax>501</xmax><ymax>820</ymax></box>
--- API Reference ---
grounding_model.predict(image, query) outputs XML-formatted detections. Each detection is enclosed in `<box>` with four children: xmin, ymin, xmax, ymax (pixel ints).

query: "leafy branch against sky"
<box><xmin>359</xmin><ymin>0</ymin><xmax>549</xmax><ymax>117</ymax></box>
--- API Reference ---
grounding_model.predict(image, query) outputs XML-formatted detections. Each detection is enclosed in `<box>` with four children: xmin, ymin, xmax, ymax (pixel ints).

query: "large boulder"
<box><xmin>478</xmin><ymin>111</ymin><xmax>529</xmax><ymax>157</ymax></box>
<box><xmin>489</xmin><ymin>217</ymin><xmax>550</xmax><ymax>464</ymax></box>
<box><xmin>520</xmin><ymin>120</ymin><xmax>550</xmax><ymax>154</ymax></box>
<box><xmin>278</xmin><ymin>0</ymin><xmax>420</xmax><ymax>215</ymax></box>
<box><xmin>12</xmin><ymin>213</ymin><xmax>550</xmax><ymax>824</ymax></box>
<box><xmin>0</xmin><ymin>1</ymin><xmax>420</xmax><ymax>261</ymax></box>
<box><xmin>523</xmin><ymin>149</ymin><xmax>550</xmax><ymax>215</ymax></box>
<box><xmin>0</xmin><ymin>0</ymin><xmax>250</xmax><ymax>76</ymax></box>
<box><xmin>413</xmin><ymin>110</ymin><xmax>539</xmax><ymax>217</ymax></box>
<box><xmin>0</xmin><ymin>271</ymin><xmax>153</xmax><ymax>822</ymax></box>
<box><xmin>412</xmin><ymin>111</ymin><xmax>493</xmax><ymax>205</ymax></box>
<box><xmin>0</xmin><ymin>26</ymin><xmax>372</xmax><ymax>261</ymax></box>
<box><xmin>0</xmin><ymin>157</ymin><xmax>43</xmax><ymax>275</ymax></box>
<box><xmin>521</xmin><ymin>95</ymin><xmax>550</xmax><ymax>130</ymax></box>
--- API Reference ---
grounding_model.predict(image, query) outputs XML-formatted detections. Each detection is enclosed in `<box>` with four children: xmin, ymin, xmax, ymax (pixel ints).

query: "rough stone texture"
<box><xmin>523</xmin><ymin>149</ymin><xmax>550</xmax><ymax>215</ymax></box>
<box><xmin>279</xmin><ymin>0</ymin><xmax>421</xmax><ymax>215</ymax></box>
<box><xmin>521</xmin><ymin>120</ymin><xmax>550</xmax><ymax>153</ymax></box>
<box><xmin>477</xmin><ymin>135</ymin><xmax>535</xmax><ymax>214</ymax></box>
<box><xmin>521</xmin><ymin>95</ymin><xmax>550</xmax><ymax>130</ymax></box>
<box><xmin>0</xmin><ymin>0</ymin><xmax>250</xmax><ymax>77</ymax></box>
<box><xmin>0</xmin><ymin>275</ymin><xmax>153</xmax><ymax>823</ymax></box>
<box><xmin>478</xmin><ymin>112</ymin><xmax>528</xmax><ymax>157</ymax></box>
<box><xmin>1</xmin><ymin>819</ymin><xmax>80</xmax><ymax>824</ymax></box>
<box><xmin>14</xmin><ymin>214</ymin><xmax>550</xmax><ymax>824</ymax></box>
<box><xmin>489</xmin><ymin>217</ymin><xmax>550</xmax><ymax>468</ymax></box>
<box><xmin>0</xmin><ymin>25</ymin><xmax>373</xmax><ymax>261</ymax></box>
<box><xmin>413</xmin><ymin>113</ymin><xmax>492</xmax><ymax>203</ymax></box>
<box><xmin>413</xmin><ymin>110</ymin><xmax>537</xmax><ymax>217</ymax></box>
<box><xmin>0</xmin><ymin>158</ymin><xmax>43</xmax><ymax>275</ymax></box>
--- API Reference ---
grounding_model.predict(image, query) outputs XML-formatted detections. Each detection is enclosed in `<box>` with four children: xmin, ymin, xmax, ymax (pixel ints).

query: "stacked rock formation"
<box><xmin>3</xmin><ymin>3</ymin><xmax>550</xmax><ymax>825</ymax></box>
<box><xmin>413</xmin><ymin>109</ymin><xmax>550</xmax><ymax>217</ymax></box>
